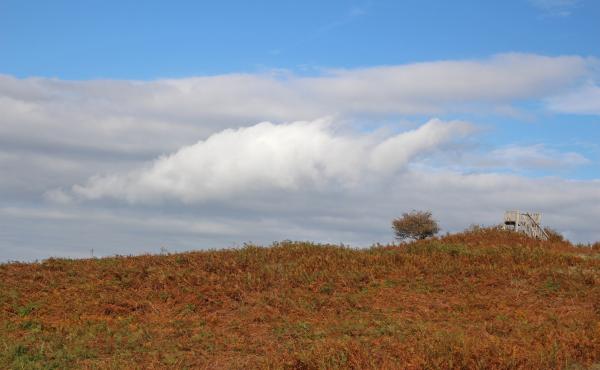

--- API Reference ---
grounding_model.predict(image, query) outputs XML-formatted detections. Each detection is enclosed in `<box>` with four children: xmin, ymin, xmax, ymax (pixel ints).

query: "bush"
<box><xmin>544</xmin><ymin>227</ymin><xmax>565</xmax><ymax>242</ymax></box>
<box><xmin>592</xmin><ymin>242</ymin><xmax>600</xmax><ymax>251</ymax></box>
<box><xmin>392</xmin><ymin>210</ymin><xmax>440</xmax><ymax>240</ymax></box>
<box><xmin>464</xmin><ymin>224</ymin><xmax>483</xmax><ymax>233</ymax></box>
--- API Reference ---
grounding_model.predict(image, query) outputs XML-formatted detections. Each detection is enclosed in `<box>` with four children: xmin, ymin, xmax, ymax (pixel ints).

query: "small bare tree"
<box><xmin>392</xmin><ymin>210</ymin><xmax>440</xmax><ymax>240</ymax></box>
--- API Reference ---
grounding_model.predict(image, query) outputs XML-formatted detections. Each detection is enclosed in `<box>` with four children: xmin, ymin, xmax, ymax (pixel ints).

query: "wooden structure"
<box><xmin>503</xmin><ymin>210</ymin><xmax>548</xmax><ymax>240</ymax></box>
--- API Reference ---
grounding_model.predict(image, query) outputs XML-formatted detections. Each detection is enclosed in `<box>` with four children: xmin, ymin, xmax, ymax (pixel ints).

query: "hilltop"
<box><xmin>1</xmin><ymin>229</ymin><xmax>599</xmax><ymax>369</ymax></box>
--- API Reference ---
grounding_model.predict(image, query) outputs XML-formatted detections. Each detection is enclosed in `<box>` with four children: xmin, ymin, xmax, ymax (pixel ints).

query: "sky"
<box><xmin>1</xmin><ymin>0</ymin><xmax>599</xmax><ymax>261</ymax></box>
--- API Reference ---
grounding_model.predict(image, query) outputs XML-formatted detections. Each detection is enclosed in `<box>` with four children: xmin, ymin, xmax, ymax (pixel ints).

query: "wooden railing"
<box><xmin>522</xmin><ymin>212</ymin><xmax>548</xmax><ymax>240</ymax></box>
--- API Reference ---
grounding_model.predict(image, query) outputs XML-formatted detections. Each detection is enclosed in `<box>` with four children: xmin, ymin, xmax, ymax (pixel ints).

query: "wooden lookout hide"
<box><xmin>503</xmin><ymin>210</ymin><xmax>548</xmax><ymax>240</ymax></box>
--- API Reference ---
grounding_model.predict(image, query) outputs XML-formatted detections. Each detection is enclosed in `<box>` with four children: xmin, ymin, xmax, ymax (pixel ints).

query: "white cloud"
<box><xmin>72</xmin><ymin>118</ymin><xmax>474</xmax><ymax>203</ymax></box>
<box><xmin>469</xmin><ymin>144</ymin><xmax>590</xmax><ymax>171</ymax></box>
<box><xmin>0</xmin><ymin>53</ymin><xmax>592</xmax><ymax>159</ymax></box>
<box><xmin>547</xmin><ymin>83</ymin><xmax>600</xmax><ymax>115</ymax></box>
<box><xmin>43</xmin><ymin>189</ymin><xmax>74</xmax><ymax>205</ymax></box>
<box><xmin>302</xmin><ymin>53</ymin><xmax>589</xmax><ymax>113</ymax></box>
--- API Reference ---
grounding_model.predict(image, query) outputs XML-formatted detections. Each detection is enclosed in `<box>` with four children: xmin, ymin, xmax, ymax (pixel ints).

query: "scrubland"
<box><xmin>1</xmin><ymin>229</ymin><xmax>599</xmax><ymax>369</ymax></box>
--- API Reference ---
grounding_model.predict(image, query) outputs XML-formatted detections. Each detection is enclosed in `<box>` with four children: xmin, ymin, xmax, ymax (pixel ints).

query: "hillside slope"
<box><xmin>1</xmin><ymin>229</ymin><xmax>599</xmax><ymax>369</ymax></box>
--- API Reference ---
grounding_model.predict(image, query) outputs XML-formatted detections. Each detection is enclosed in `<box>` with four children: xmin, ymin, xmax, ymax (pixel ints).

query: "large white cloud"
<box><xmin>0</xmin><ymin>53</ymin><xmax>592</xmax><ymax>157</ymax></box>
<box><xmin>301</xmin><ymin>53</ymin><xmax>589</xmax><ymax>113</ymax></box>
<box><xmin>72</xmin><ymin>118</ymin><xmax>474</xmax><ymax>203</ymax></box>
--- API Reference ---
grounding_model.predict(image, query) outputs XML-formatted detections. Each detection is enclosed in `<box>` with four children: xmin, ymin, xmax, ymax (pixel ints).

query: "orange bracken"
<box><xmin>1</xmin><ymin>228</ymin><xmax>599</xmax><ymax>369</ymax></box>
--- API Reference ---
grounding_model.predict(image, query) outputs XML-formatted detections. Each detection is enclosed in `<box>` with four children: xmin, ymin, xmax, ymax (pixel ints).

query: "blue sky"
<box><xmin>1</xmin><ymin>0</ymin><xmax>600</xmax><ymax>260</ymax></box>
<box><xmin>2</xmin><ymin>0</ymin><xmax>599</xmax><ymax>79</ymax></box>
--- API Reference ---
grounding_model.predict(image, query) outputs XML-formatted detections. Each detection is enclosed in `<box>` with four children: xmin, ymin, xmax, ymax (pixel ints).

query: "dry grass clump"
<box><xmin>1</xmin><ymin>229</ymin><xmax>599</xmax><ymax>369</ymax></box>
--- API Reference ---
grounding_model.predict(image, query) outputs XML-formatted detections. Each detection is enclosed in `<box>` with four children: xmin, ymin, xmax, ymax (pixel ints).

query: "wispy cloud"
<box><xmin>529</xmin><ymin>0</ymin><xmax>579</xmax><ymax>17</ymax></box>
<box><xmin>269</xmin><ymin>4</ymin><xmax>369</xmax><ymax>56</ymax></box>
<box><xmin>547</xmin><ymin>83</ymin><xmax>600</xmax><ymax>115</ymax></box>
<box><xmin>316</xmin><ymin>5</ymin><xmax>369</xmax><ymax>34</ymax></box>
<box><xmin>483</xmin><ymin>144</ymin><xmax>589</xmax><ymax>170</ymax></box>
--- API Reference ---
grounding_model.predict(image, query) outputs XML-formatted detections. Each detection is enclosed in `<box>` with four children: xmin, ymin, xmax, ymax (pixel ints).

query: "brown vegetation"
<box><xmin>1</xmin><ymin>229</ymin><xmax>600</xmax><ymax>369</ymax></box>
<box><xmin>544</xmin><ymin>227</ymin><xmax>566</xmax><ymax>243</ymax></box>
